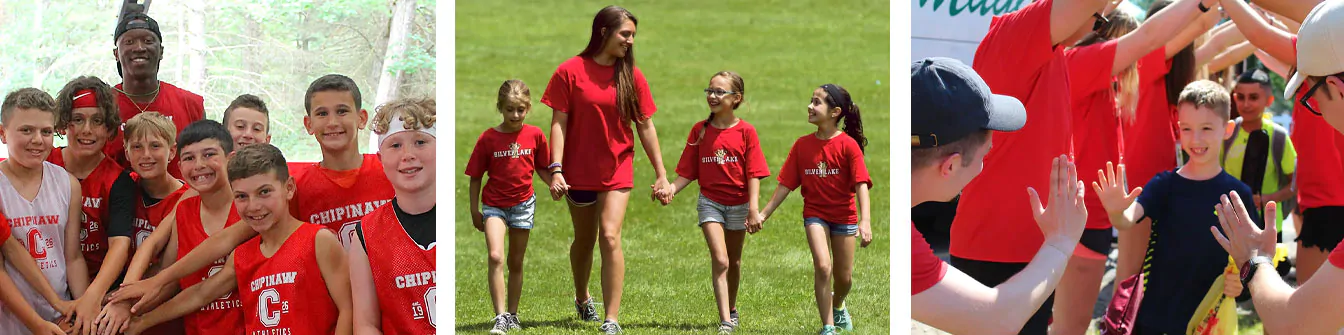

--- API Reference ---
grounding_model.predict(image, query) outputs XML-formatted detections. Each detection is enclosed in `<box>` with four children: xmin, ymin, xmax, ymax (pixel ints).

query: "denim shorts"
<box><xmin>697</xmin><ymin>195</ymin><xmax>748</xmax><ymax>231</ymax></box>
<box><xmin>481</xmin><ymin>195</ymin><xmax>536</xmax><ymax>229</ymax></box>
<box><xmin>803</xmin><ymin>217</ymin><xmax>857</xmax><ymax>236</ymax></box>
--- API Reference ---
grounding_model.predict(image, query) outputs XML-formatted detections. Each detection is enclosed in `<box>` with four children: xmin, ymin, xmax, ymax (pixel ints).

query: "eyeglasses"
<box><xmin>704</xmin><ymin>89</ymin><xmax>737</xmax><ymax>98</ymax></box>
<box><xmin>1299</xmin><ymin>74</ymin><xmax>1343</xmax><ymax>116</ymax></box>
<box><xmin>1092</xmin><ymin>12</ymin><xmax>1109</xmax><ymax>32</ymax></box>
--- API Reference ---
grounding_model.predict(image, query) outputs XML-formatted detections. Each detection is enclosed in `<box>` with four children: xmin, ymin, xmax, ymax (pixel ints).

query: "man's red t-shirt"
<box><xmin>290</xmin><ymin>155</ymin><xmax>394</xmax><ymax>247</ymax></box>
<box><xmin>540</xmin><ymin>56</ymin><xmax>658</xmax><ymax>191</ymax></box>
<box><xmin>777</xmin><ymin>133</ymin><xmax>872</xmax><ymax>224</ymax></box>
<box><xmin>464</xmin><ymin>125</ymin><xmax>549</xmax><ymax>208</ymax></box>
<box><xmin>361</xmin><ymin>203</ymin><xmax>436</xmax><ymax>334</ymax></box>
<box><xmin>674</xmin><ymin>121</ymin><xmax>771</xmax><ymax>206</ymax></box>
<box><xmin>235</xmin><ymin>223</ymin><xmax>338</xmax><ymax>335</ymax></box>
<box><xmin>174</xmin><ymin>197</ymin><xmax>243</xmax><ymax>335</ymax></box>
<box><xmin>953</xmin><ymin>0</ymin><xmax>1074</xmax><ymax>263</ymax></box>
<box><xmin>1124</xmin><ymin>47</ymin><xmax>1179</xmax><ymax>199</ymax></box>
<box><xmin>1066</xmin><ymin>40</ymin><xmax>1123</xmax><ymax>230</ymax></box>
<box><xmin>108</xmin><ymin>82</ymin><xmax>205</xmax><ymax>180</ymax></box>
<box><xmin>913</xmin><ymin>224</ymin><xmax>949</xmax><ymax>295</ymax></box>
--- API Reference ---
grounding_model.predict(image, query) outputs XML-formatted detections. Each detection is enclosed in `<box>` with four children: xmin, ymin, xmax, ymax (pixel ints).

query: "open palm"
<box><xmin>1092</xmin><ymin>162</ymin><xmax>1142</xmax><ymax>215</ymax></box>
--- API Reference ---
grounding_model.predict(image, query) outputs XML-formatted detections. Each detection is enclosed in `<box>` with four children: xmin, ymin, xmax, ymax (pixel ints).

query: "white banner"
<box><xmin>911</xmin><ymin>0</ymin><xmax>1032</xmax><ymax>64</ymax></box>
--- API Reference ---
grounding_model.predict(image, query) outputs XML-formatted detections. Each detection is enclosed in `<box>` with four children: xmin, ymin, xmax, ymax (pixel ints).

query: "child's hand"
<box><xmin>96</xmin><ymin>300</ymin><xmax>132</xmax><ymax>335</ymax></box>
<box><xmin>1092</xmin><ymin>162</ymin><xmax>1143</xmax><ymax>216</ymax></box>
<box><xmin>858</xmin><ymin>219</ymin><xmax>873</xmax><ymax>248</ymax></box>
<box><xmin>550</xmin><ymin>174</ymin><xmax>570</xmax><ymax>201</ymax></box>
<box><xmin>1028</xmin><ymin>155</ymin><xmax>1088</xmax><ymax>251</ymax></box>
<box><xmin>471</xmin><ymin>210</ymin><xmax>484</xmax><ymax>232</ymax></box>
<box><xmin>50</xmin><ymin>299</ymin><xmax>75</xmax><ymax>321</ymax></box>
<box><xmin>1223</xmin><ymin>269</ymin><xmax>1243</xmax><ymax>297</ymax></box>
<box><xmin>746</xmin><ymin>211</ymin><xmax>764</xmax><ymax>234</ymax></box>
<box><xmin>25</xmin><ymin>320</ymin><xmax>64</xmax><ymax>335</ymax></box>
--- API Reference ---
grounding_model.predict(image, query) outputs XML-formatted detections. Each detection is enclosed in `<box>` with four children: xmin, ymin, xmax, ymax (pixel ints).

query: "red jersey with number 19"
<box><xmin>362</xmin><ymin>203</ymin><xmax>435</xmax><ymax>334</ymax></box>
<box><xmin>291</xmin><ymin>154</ymin><xmax>394</xmax><ymax>247</ymax></box>
<box><xmin>175</xmin><ymin>197</ymin><xmax>244</xmax><ymax>335</ymax></box>
<box><xmin>235</xmin><ymin>223</ymin><xmax>338</xmax><ymax>335</ymax></box>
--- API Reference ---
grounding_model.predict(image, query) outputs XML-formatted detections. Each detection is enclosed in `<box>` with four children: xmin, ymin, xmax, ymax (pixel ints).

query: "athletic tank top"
<box><xmin>174</xmin><ymin>197</ymin><xmax>244</xmax><ymax>335</ymax></box>
<box><xmin>0</xmin><ymin>162</ymin><xmax>73</xmax><ymax>334</ymax></box>
<box><xmin>133</xmin><ymin>182</ymin><xmax>189</xmax><ymax>248</ymax></box>
<box><xmin>362</xmin><ymin>203</ymin><xmax>436</xmax><ymax>334</ymax></box>
<box><xmin>48</xmin><ymin>148</ymin><xmax>125</xmax><ymax>274</ymax></box>
<box><xmin>291</xmin><ymin>154</ymin><xmax>394</xmax><ymax>247</ymax></box>
<box><xmin>235</xmin><ymin>223</ymin><xmax>338</xmax><ymax>335</ymax></box>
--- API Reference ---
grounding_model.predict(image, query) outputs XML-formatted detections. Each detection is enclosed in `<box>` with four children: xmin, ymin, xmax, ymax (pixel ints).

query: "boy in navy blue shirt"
<box><xmin>1094</xmin><ymin>80</ymin><xmax>1261</xmax><ymax>334</ymax></box>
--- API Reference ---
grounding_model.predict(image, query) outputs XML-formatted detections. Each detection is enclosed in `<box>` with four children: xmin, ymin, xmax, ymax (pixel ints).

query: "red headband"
<box><xmin>71</xmin><ymin>89</ymin><xmax>98</xmax><ymax>109</ymax></box>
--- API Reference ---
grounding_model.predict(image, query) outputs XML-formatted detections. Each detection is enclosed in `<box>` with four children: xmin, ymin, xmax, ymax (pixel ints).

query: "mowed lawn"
<box><xmin>454</xmin><ymin>1</ymin><xmax>890</xmax><ymax>333</ymax></box>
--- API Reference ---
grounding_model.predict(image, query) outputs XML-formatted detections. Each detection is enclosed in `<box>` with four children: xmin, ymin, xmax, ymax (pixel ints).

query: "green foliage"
<box><xmin>0</xmin><ymin>0</ymin><xmax>435</xmax><ymax>162</ymax></box>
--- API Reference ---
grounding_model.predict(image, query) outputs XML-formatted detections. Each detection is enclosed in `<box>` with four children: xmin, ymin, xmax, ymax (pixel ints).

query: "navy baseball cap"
<box><xmin>911</xmin><ymin>57</ymin><xmax>1026</xmax><ymax>148</ymax></box>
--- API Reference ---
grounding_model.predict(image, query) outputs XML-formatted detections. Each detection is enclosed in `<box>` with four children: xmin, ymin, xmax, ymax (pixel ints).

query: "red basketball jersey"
<box><xmin>235</xmin><ymin>223</ymin><xmax>339</xmax><ymax>335</ymax></box>
<box><xmin>48</xmin><ymin>147</ymin><xmax>126</xmax><ymax>274</ymax></box>
<box><xmin>291</xmin><ymin>154</ymin><xmax>394</xmax><ymax>247</ymax></box>
<box><xmin>362</xmin><ymin>203</ymin><xmax>435</xmax><ymax>334</ymax></box>
<box><xmin>133</xmin><ymin>182</ymin><xmax>190</xmax><ymax>248</ymax></box>
<box><xmin>175</xmin><ymin>197</ymin><xmax>244</xmax><ymax>335</ymax></box>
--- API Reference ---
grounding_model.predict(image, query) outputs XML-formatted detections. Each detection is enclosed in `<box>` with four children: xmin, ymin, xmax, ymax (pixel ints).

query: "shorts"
<box><xmin>1296</xmin><ymin>206</ymin><xmax>1344</xmax><ymax>251</ymax></box>
<box><xmin>481</xmin><ymin>195</ymin><xmax>536</xmax><ymax>229</ymax></box>
<box><xmin>567</xmin><ymin>190</ymin><xmax>598</xmax><ymax>207</ymax></box>
<box><xmin>697</xmin><ymin>195</ymin><xmax>748</xmax><ymax>231</ymax></box>
<box><xmin>803</xmin><ymin>217</ymin><xmax>857</xmax><ymax>236</ymax></box>
<box><xmin>950</xmin><ymin>256</ymin><xmax>1052</xmax><ymax>335</ymax></box>
<box><xmin>1074</xmin><ymin>228</ymin><xmax>1113</xmax><ymax>260</ymax></box>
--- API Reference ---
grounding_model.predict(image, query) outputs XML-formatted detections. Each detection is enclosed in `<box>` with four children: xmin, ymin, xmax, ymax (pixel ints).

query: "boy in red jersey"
<box><xmin>119</xmin><ymin>120</ymin><xmax>244</xmax><ymax>335</ymax></box>
<box><xmin>50</xmin><ymin>76</ymin><xmax>139</xmax><ymax>333</ymax></box>
<box><xmin>0</xmin><ymin>212</ymin><xmax>71</xmax><ymax>335</ymax></box>
<box><xmin>350</xmin><ymin>98</ymin><xmax>436</xmax><ymax>334</ymax></box>
<box><xmin>127</xmin><ymin>143</ymin><xmax>352</xmax><ymax>335</ymax></box>
<box><xmin>221</xmin><ymin>95</ymin><xmax>271</xmax><ymax>149</ymax></box>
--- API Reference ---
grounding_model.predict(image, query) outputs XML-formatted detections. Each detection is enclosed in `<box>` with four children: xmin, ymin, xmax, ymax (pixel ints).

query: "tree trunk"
<box><xmin>186</xmin><ymin>0</ymin><xmax>207</xmax><ymax>94</ymax></box>
<box><xmin>370</xmin><ymin>0</ymin><xmax>415</xmax><ymax>151</ymax></box>
<box><xmin>243</xmin><ymin>13</ymin><xmax>261</xmax><ymax>78</ymax></box>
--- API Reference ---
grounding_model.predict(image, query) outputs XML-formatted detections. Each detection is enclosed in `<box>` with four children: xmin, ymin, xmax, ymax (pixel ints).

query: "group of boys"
<box><xmin>0</xmin><ymin>10</ymin><xmax>436</xmax><ymax>335</ymax></box>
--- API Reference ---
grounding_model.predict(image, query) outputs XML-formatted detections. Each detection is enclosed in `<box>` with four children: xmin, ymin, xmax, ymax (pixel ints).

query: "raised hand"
<box><xmin>1092</xmin><ymin>161</ymin><xmax>1143</xmax><ymax>215</ymax></box>
<box><xmin>1027</xmin><ymin>155</ymin><xmax>1088</xmax><ymax>251</ymax></box>
<box><xmin>1211</xmin><ymin>192</ymin><xmax>1277</xmax><ymax>267</ymax></box>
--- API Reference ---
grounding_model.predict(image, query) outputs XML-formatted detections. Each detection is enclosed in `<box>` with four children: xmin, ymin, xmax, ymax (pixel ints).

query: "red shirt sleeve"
<box><xmin>464</xmin><ymin>132</ymin><xmax>490</xmax><ymax>178</ymax></box>
<box><xmin>675</xmin><ymin>123</ymin><xmax>702</xmax><ymax>180</ymax></box>
<box><xmin>745</xmin><ymin>126</ymin><xmax>771</xmax><ymax>179</ymax></box>
<box><xmin>912</xmin><ymin>224</ymin><xmax>949</xmax><ymax>295</ymax></box>
<box><xmin>848</xmin><ymin>139</ymin><xmax>873</xmax><ymax>190</ymax></box>
<box><xmin>541</xmin><ymin>63</ymin><xmax>572</xmax><ymax>113</ymax></box>
<box><xmin>972</xmin><ymin>0</ymin><xmax>1058</xmax><ymax>99</ymax></box>
<box><xmin>534</xmin><ymin>128</ymin><xmax>551</xmax><ymax>174</ymax></box>
<box><xmin>1065</xmin><ymin>40</ymin><xmax>1119</xmax><ymax>101</ymax></box>
<box><xmin>778</xmin><ymin>139</ymin><xmax>802</xmax><ymax>189</ymax></box>
<box><xmin>634</xmin><ymin>67</ymin><xmax>657</xmax><ymax>119</ymax></box>
<box><xmin>0</xmin><ymin>212</ymin><xmax>9</xmax><ymax>242</ymax></box>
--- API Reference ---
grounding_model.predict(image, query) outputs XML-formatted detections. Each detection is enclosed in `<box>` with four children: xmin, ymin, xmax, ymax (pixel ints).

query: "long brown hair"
<box><xmin>693</xmin><ymin>71</ymin><xmax>745</xmax><ymax>145</ymax></box>
<box><xmin>1075</xmin><ymin>10</ymin><xmax>1140</xmax><ymax>122</ymax></box>
<box><xmin>579</xmin><ymin>6</ymin><xmax>645</xmax><ymax>124</ymax></box>
<box><xmin>821</xmin><ymin>84</ymin><xmax>866</xmax><ymax>152</ymax></box>
<box><xmin>1148</xmin><ymin>0</ymin><xmax>1197</xmax><ymax>106</ymax></box>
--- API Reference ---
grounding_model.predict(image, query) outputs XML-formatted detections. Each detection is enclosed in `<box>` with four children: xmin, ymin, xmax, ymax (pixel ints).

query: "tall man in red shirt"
<box><xmin>1215</xmin><ymin>0</ymin><xmax>1344</xmax><ymax>332</ymax></box>
<box><xmin>912</xmin><ymin>57</ymin><xmax>1088</xmax><ymax>334</ymax></box>
<box><xmin>948</xmin><ymin>0</ymin><xmax>1108</xmax><ymax>333</ymax></box>
<box><xmin>109</xmin><ymin>12</ymin><xmax>205</xmax><ymax>180</ymax></box>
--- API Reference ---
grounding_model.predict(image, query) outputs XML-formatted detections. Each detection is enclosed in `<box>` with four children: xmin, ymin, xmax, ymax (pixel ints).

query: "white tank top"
<box><xmin>0</xmin><ymin>161</ymin><xmax>73</xmax><ymax>334</ymax></box>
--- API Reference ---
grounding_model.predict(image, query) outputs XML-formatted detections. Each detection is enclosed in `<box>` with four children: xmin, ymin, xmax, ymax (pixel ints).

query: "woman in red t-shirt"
<box><xmin>760</xmin><ymin>84</ymin><xmax>873</xmax><ymax>335</ymax></box>
<box><xmin>539</xmin><ymin>6</ymin><xmax>669</xmax><ymax>333</ymax></box>
<box><xmin>667</xmin><ymin>72</ymin><xmax>770</xmax><ymax>333</ymax></box>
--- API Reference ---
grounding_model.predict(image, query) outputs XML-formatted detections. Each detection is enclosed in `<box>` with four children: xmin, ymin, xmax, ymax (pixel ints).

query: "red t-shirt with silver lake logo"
<box><xmin>464</xmin><ymin>125</ymin><xmax>549</xmax><ymax>208</ymax></box>
<box><xmin>777</xmin><ymin>133</ymin><xmax>872</xmax><ymax>224</ymax></box>
<box><xmin>674</xmin><ymin>120</ymin><xmax>771</xmax><ymax>206</ymax></box>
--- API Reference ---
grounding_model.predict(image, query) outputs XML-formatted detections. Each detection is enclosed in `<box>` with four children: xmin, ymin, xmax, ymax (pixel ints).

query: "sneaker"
<box><xmin>575</xmin><ymin>298</ymin><xmax>600</xmax><ymax>322</ymax></box>
<box><xmin>505</xmin><ymin>313</ymin><xmax>521</xmax><ymax>330</ymax></box>
<box><xmin>489</xmin><ymin>314</ymin><xmax>510</xmax><ymax>334</ymax></box>
<box><xmin>599</xmin><ymin>320</ymin><xmax>623</xmax><ymax>334</ymax></box>
<box><xmin>833</xmin><ymin>307</ymin><xmax>853</xmax><ymax>331</ymax></box>
<box><xmin>717</xmin><ymin>321</ymin><xmax>737</xmax><ymax>334</ymax></box>
<box><xmin>818</xmin><ymin>325</ymin><xmax>838</xmax><ymax>335</ymax></box>
<box><xmin>729</xmin><ymin>309</ymin><xmax>739</xmax><ymax>325</ymax></box>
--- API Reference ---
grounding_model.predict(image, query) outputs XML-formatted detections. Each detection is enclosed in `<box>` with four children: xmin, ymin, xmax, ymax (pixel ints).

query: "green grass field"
<box><xmin>455</xmin><ymin>1</ymin><xmax>890</xmax><ymax>333</ymax></box>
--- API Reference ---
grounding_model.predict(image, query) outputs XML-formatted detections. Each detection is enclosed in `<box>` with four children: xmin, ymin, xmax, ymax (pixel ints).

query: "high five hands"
<box><xmin>1027</xmin><ymin>154</ymin><xmax>1088</xmax><ymax>253</ymax></box>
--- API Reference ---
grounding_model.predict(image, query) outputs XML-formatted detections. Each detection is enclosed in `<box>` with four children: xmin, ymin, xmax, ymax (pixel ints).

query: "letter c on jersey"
<box><xmin>425</xmin><ymin>287</ymin><xmax>436</xmax><ymax>328</ymax></box>
<box><xmin>259</xmin><ymin>288</ymin><xmax>281</xmax><ymax>327</ymax></box>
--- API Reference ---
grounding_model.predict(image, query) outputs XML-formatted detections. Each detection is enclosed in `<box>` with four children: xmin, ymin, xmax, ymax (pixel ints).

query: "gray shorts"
<box><xmin>697</xmin><ymin>194</ymin><xmax>748</xmax><ymax>231</ymax></box>
<box><xmin>482</xmin><ymin>195</ymin><xmax>536</xmax><ymax>229</ymax></box>
<box><xmin>804</xmin><ymin>217</ymin><xmax>857</xmax><ymax>236</ymax></box>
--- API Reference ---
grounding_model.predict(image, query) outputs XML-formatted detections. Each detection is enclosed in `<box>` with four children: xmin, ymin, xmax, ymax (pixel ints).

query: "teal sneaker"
<box><xmin>833</xmin><ymin>307</ymin><xmax>853</xmax><ymax>331</ymax></box>
<box><xmin>818</xmin><ymin>325</ymin><xmax>838</xmax><ymax>335</ymax></box>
